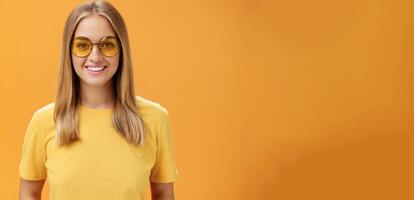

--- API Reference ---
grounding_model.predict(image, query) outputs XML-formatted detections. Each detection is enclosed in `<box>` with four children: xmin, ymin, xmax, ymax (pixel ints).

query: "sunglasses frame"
<box><xmin>71</xmin><ymin>35</ymin><xmax>120</xmax><ymax>58</ymax></box>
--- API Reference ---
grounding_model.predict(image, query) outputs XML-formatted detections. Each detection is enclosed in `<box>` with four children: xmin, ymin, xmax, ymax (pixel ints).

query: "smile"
<box><xmin>85</xmin><ymin>65</ymin><xmax>107</xmax><ymax>75</ymax></box>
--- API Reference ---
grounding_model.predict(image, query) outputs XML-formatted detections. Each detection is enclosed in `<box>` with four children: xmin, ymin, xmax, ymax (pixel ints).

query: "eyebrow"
<box><xmin>74</xmin><ymin>35</ymin><xmax>117</xmax><ymax>41</ymax></box>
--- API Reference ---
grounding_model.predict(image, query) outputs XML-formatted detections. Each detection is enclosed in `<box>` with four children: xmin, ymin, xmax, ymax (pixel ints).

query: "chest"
<box><xmin>44</xmin><ymin>123</ymin><xmax>156</xmax><ymax>190</ymax></box>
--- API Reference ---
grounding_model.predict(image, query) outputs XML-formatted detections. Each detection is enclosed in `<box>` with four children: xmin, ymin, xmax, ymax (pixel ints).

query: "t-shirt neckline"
<box><xmin>79</xmin><ymin>104</ymin><xmax>113</xmax><ymax>113</ymax></box>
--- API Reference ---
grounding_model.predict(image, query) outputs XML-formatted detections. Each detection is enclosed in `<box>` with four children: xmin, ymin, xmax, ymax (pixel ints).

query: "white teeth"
<box><xmin>86</xmin><ymin>66</ymin><xmax>105</xmax><ymax>72</ymax></box>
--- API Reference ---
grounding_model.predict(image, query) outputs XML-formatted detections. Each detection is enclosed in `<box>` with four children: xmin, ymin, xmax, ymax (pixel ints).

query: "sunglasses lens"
<box><xmin>72</xmin><ymin>38</ymin><xmax>91</xmax><ymax>57</ymax></box>
<box><xmin>100</xmin><ymin>37</ymin><xmax>119</xmax><ymax>57</ymax></box>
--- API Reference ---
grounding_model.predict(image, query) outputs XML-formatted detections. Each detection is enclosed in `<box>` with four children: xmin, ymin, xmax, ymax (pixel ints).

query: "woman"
<box><xmin>18</xmin><ymin>1</ymin><xmax>179</xmax><ymax>199</ymax></box>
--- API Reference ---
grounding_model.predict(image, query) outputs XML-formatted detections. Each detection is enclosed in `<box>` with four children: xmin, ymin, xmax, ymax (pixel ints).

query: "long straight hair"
<box><xmin>54</xmin><ymin>0</ymin><xmax>147</xmax><ymax>147</ymax></box>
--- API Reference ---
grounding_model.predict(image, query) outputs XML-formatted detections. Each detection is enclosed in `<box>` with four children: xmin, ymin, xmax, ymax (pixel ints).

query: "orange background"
<box><xmin>1</xmin><ymin>0</ymin><xmax>413</xmax><ymax>199</ymax></box>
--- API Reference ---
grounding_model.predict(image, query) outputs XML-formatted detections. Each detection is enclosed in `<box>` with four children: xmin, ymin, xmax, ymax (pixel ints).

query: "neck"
<box><xmin>79</xmin><ymin>80</ymin><xmax>115</xmax><ymax>109</ymax></box>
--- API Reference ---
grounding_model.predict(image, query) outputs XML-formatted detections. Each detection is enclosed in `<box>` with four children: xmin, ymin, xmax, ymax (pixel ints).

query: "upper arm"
<box><xmin>19</xmin><ymin>178</ymin><xmax>45</xmax><ymax>200</ymax></box>
<box><xmin>19</xmin><ymin>111</ymin><xmax>47</xmax><ymax>180</ymax></box>
<box><xmin>150</xmin><ymin>181</ymin><xmax>174</xmax><ymax>199</ymax></box>
<box><xmin>19</xmin><ymin>110</ymin><xmax>47</xmax><ymax>199</ymax></box>
<box><xmin>149</xmin><ymin>108</ymin><xmax>179</xmax><ymax>183</ymax></box>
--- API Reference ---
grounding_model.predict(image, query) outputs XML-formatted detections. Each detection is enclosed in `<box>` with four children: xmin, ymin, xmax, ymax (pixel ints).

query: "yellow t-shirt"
<box><xmin>19</xmin><ymin>96</ymin><xmax>179</xmax><ymax>200</ymax></box>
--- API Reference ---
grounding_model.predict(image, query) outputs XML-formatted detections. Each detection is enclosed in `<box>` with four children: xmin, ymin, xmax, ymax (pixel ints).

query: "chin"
<box><xmin>80</xmin><ymin>78</ymin><xmax>112</xmax><ymax>87</ymax></box>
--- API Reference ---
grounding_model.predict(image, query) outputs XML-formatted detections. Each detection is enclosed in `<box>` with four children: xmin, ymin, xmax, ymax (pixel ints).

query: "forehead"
<box><xmin>73</xmin><ymin>14</ymin><xmax>116</xmax><ymax>42</ymax></box>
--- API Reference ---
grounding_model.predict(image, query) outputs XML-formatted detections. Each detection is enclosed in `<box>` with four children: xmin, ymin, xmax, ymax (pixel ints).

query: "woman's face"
<box><xmin>71</xmin><ymin>14</ymin><xmax>119</xmax><ymax>88</ymax></box>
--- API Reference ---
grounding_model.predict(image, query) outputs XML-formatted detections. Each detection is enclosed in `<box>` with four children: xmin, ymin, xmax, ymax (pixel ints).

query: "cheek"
<box><xmin>71</xmin><ymin>55</ymin><xmax>84</xmax><ymax>69</ymax></box>
<box><xmin>71</xmin><ymin>55</ymin><xmax>86</xmax><ymax>77</ymax></box>
<box><xmin>108</xmin><ymin>56</ymin><xmax>120</xmax><ymax>69</ymax></box>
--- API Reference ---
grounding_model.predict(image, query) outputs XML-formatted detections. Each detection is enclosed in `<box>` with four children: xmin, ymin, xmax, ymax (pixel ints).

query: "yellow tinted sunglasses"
<box><xmin>71</xmin><ymin>36</ymin><xmax>120</xmax><ymax>58</ymax></box>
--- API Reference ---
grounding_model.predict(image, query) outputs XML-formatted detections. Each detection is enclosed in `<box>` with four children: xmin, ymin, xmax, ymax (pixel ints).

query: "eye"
<box><xmin>102</xmin><ymin>42</ymin><xmax>114</xmax><ymax>48</ymax></box>
<box><xmin>77</xmin><ymin>43</ymin><xmax>89</xmax><ymax>49</ymax></box>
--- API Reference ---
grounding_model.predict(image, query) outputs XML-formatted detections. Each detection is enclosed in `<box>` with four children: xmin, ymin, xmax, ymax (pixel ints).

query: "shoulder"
<box><xmin>135</xmin><ymin>96</ymin><xmax>170</xmax><ymax>124</ymax></box>
<box><xmin>29</xmin><ymin>97</ymin><xmax>170</xmax><ymax>127</ymax></box>
<box><xmin>30</xmin><ymin>102</ymin><xmax>55</xmax><ymax>128</ymax></box>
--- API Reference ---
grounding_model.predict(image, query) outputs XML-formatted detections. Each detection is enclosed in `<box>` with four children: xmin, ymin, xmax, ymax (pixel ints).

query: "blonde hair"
<box><xmin>54</xmin><ymin>0</ymin><xmax>147</xmax><ymax>147</ymax></box>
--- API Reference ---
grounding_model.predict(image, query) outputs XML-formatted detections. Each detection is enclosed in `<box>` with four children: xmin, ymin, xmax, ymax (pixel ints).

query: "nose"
<box><xmin>87</xmin><ymin>44</ymin><xmax>103</xmax><ymax>63</ymax></box>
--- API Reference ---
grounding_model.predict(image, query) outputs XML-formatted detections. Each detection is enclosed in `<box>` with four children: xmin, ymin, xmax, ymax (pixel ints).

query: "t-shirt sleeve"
<box><xmin>150</xmin><ymin>107</ymin><xmax>179</xmax><ymax>183</ymax></box>
<box><xmin>19</xmin><ymin>110</ymin><xmax>47</xmax><ymax>180</ymax></box>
